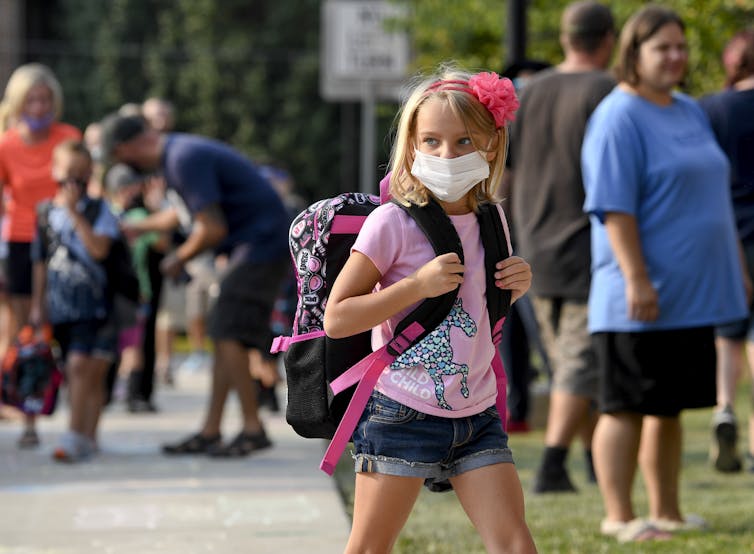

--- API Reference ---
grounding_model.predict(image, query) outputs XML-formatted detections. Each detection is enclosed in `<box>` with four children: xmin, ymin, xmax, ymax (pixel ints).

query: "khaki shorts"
<box><xmin>531</xmin><ymin>296</ymin><xmax>598</xmax><ymax>399</ymax></box>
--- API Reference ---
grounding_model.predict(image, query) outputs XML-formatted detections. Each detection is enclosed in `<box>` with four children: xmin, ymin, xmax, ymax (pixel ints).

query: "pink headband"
<box><xmin>426</xmin><ymin>72</ymin><xmax>519</xmax><ymax>128</ymax></box>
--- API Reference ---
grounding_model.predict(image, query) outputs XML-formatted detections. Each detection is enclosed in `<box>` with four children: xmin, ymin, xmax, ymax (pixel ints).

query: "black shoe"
<box><xmin>532</xmin><ymin>465</ymin><xmax>577</xmax><ymax>494</ymax></box>
<box><xmin>208</xmin><ymin>430</ymin><xmax>272</xmax><ymax>458</ymax></box>
<box><xmin>162</xmin><ymin>432</ymin><xmax>222</xmax><ymax>455</ymax></box>
<box><xmin>128</xmin><ymin>398</ymin><xmax>159</xmax><ymax>413</ymax></box>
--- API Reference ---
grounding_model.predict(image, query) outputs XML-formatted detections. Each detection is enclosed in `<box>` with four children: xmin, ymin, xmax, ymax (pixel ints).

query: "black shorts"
<box><xmin>592</xmin><ymin>327</ymin><xmax>716</xmax><ymax>417</ymax></box>
<box><xmin>4</xmin><ymin>241</ymin><xmax>32</xmax><ymax>296</ymax></box>
<box><xmin>208</xmin><ymin>257</ymin><xmax>288</xmax><ymax>351</ymax></box>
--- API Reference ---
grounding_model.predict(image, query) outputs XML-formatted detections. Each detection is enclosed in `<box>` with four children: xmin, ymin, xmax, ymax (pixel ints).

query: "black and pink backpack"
<box><xmin>271</xmin><ymin>176</ymin><xmax>512</xmax><ymax>475</ymax></box>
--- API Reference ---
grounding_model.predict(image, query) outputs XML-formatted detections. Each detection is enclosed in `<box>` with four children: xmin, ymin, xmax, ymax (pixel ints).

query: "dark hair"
<box><xmin>53</xmin><ymin>139</ymin><xmax>91</xmax><ymax>164</ymax></box>
<box><xmin>614</xmin><ymin>5</ymin><xmax>685</xmax><ymax>86</ymax></box>
<box><xmin>723</xmin><ymin>28</ymin><xmax>754</xmax><ymax>88</ymax></box>
<box><xmin>561</xmin><ymin>1</ymin><xmax>615</xmax><ymax>53</ymax></box>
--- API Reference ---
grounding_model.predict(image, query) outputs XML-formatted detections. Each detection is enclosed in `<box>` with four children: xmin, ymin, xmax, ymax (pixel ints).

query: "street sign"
<box><xmin>321</xmin><ymin>0</ymin><xmax>410</xmax><ymax>101</ymax></box>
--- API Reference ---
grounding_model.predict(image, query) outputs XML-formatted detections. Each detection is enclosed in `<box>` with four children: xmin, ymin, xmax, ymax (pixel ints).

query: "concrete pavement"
<box><xmin>0</xmin><ymin>368</ymin><xmax>351</xmax><ymax>553</ymax></box>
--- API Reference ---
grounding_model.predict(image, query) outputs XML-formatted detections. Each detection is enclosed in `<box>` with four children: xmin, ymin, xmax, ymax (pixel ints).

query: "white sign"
<box><xmin>329</xmin><ymin>1</ymin><xmax>409</xmax><ymax>79</ymax></box>
<box><xmin>321</xmin><ymin>0</ymin><xmax>410</xmax><ymax>101</ymax></box>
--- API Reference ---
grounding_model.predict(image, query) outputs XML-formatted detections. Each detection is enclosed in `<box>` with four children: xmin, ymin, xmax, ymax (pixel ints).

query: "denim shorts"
<box><xmin>352</xmin><ymin>391</ymin><xmax>514</xmax><ymax>492</ymax></box>
<box><xmin>53</xmin><ymin>319</ymin><xmax>118</xmax><ymax>363</ymax></box>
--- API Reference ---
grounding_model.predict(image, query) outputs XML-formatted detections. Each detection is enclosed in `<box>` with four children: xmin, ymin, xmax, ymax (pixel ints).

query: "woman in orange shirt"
<box><xmin>0</xmin><ymin>63</ymin><xmax>81</xmax><ymax>448</ymax></box>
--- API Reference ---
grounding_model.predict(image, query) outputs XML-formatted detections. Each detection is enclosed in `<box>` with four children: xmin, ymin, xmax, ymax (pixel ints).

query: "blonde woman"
<box><xmin>0</xmin><ymin>63</ymin><xmax>80</xmax><ymax>448</ymax></box>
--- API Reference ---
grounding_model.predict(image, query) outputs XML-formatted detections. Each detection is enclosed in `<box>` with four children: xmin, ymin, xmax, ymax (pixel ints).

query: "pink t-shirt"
<box><xmin>353</xmin><ymin>202</ymin><xmax>511</xmax><ymax>418</ymax></box>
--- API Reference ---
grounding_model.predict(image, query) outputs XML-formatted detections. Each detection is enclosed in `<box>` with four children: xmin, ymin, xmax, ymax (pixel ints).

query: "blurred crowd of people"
<box><xmin>0</xmin><ymin>65</ymin><xmax>298</xmax><ymax>462</ymax></box>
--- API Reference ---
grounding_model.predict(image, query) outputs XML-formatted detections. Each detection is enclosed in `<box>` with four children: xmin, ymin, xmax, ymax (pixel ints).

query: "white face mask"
<box><xmin>411</xmin><ymin>149</ymin><xmax>490</xmax><ymax>202</ymax></box>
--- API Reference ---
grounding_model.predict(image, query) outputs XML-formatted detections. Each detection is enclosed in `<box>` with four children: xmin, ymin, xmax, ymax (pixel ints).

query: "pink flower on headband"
<box><xmin>468</xmin><ymin>72</ymin><xmax>519</xmax><ymax>127</ymax></box>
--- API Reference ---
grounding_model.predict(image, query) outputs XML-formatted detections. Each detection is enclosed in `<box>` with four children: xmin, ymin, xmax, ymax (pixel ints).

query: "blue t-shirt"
<box><xmin>161</xmin><ymin>134</ymin><xmax>289</xmax><ymax>264</ymax></box>
<box><xmin>582</xmin><ymin>88</ymin><xmax>747</xmax><ymax>332</ymax></box>
<box><xmin>32</xmin><ymin>198</ymin><xmax>120</xmax><ymax>324</ymax></box>
<box><xmin>699</xmin><ymin>88</ymin><xmax>754</xmax><ymax>245</ymax></box>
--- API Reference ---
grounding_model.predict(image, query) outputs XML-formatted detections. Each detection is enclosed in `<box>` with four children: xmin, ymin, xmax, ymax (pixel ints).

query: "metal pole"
<box><xmin>507</xmin><ymin>0</ymin><xmax>527</xmax><ymax>67</ymax></box>
<box><xmin>360</xmin><ymin>80</ymin><xmax>376</xmax><ymax>194</ymax></box>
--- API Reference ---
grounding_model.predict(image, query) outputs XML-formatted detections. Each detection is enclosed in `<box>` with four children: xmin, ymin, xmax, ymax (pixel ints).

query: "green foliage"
<box><xmin>403</xmin><ymin>0</ymin><xmax>754</xmax><ymax>96</ymax></box>
<box><xmin>34</xmin><ymin>0</ymin><xmax>344</xmax><ymax>201</ymax></box>
<box><xmin>27</xmin><ymin>0</ymin><xmax>754</xmax><ymax>201</ymax></box>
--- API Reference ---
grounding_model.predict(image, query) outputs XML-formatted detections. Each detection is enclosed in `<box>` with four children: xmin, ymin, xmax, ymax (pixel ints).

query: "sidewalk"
<box><xmin>0</xmin><ymin>369</ymin><xmax>351</xmax><ymax>553</ymax></box>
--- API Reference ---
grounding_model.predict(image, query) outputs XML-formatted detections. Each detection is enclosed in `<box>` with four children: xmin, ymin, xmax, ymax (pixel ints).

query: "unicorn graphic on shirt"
<box><xmin>390</xmin><ymin>298</ymin><xmax>477</xmax><ymax>410</ymax></box>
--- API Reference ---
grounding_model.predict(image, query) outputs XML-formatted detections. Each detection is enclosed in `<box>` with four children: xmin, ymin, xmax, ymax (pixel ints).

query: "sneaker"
<box><xmin>53</xmin><ymin>431</ymin><xmax>96</xmax><ymax>463</ymax></box>
<box><xmin>710</xmin><ymin>406</ymin><xmax>742</xmax><ymax>472</ymax></box>
<box><xmin>178</xmin><ymin>351</ymin><xmax>212</xmax><ymax>374</ymax></box>
<box><xmin>17</xmin><ymin>428</ymin><xmax>40</xmax><ymax>449</ymax></box>
<box><xmin>532</xmin><ymin>464</ymin><xmax>577</xmax><ymax>493</ymax></box>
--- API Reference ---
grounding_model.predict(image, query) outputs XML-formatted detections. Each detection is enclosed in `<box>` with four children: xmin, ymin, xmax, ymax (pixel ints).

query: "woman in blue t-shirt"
<box><xmin>581</xmin><ymin>5</ymin><xmax>748</xmax><ymax>543</ymax></box>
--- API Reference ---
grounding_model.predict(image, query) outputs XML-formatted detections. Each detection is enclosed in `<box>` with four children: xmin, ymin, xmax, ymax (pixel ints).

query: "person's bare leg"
<box><xmin>716</xmin><ymin>337</ymin><xmax>743</xmax><ymax>409</ymax></box>
<box><xmin>216</xmin><ymin>339</ymin><xmax>263</xmax><ymax>433</ymax></box>
<box><xmin>65</xmin><ymin>352</ymin><xmax>90</xmax><ymax>436</ymax></box>
<box><xmin>346</xmin><ymin>473</ymin><xmax>424</xmax><ymax>554</ymax></box>
<box><xmin>452</xmin><ymin>463</ymin><xmax>537</xmax><ymax>553</ymax></box>
<box><xmin>199</xmin><ymin>343</ymin><xmax>233</xmax><ymax>436</ymax></box>
<box><xmin>188</xmin><ymin>315</ymin><xmax>206</xmax><ymax>353</ymax></box>
<box><xmin>544</xmin><ymin>391</ymin><xmax>593</xmax><ymax>447</ymax></box>
<box><xmin>83</xmin><ymin>357</ymin><xmax>111</xmax><ymax>442</ymax></box>
<box><xmin>639</xmin><ymin>415</ymin><xmax>682</xmax><ymax>521</ymax></box>
<box><xmin>249</xmin><ymin>348</ymin><xmax>279</xmax><ymax>388</ymax></box>
<box><xmin>593</xmin><ymin>412</ymin><xmax>642</xmax><ymax>523</ymax></box>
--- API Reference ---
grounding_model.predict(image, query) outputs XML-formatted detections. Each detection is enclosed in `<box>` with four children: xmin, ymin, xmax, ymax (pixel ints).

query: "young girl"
<box><xmin>324</xmin><ymin>66</ymin><xmax>538</xmax><ymax>553</ymax></box>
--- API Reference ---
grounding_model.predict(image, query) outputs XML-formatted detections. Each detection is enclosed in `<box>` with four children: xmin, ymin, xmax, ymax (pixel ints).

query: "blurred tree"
<box><xmin>403</xmin><ymin>0</ymin><xmax>753</xmax><ymax>96</ymax></box>
<box><xmin>33</xmin><ymin>0</ymin><xmax>349</xmax><ymax>200</ymax></box>
<box><xmin>23</xmin><ymin>0</ymin><xmax>754</xmax><ymax>200</ymax></box>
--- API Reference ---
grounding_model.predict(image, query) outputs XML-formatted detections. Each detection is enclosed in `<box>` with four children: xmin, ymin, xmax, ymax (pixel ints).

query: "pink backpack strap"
<box><xmin>491</xmin><ymin>317</ymin><xmax>508</xmax><ymax>432</ymax></box>
<box><xmin>270</xmin><ymin>330</ymin><xmax>325</xmax><ymax>354</ymax></box>
<box><xmin>379</xmin><ymin>173</ymin><xmax>392</xmax><ymax>204</ymax></box>
<box><xmin>320</xmin><ymin>321</ymin><xmax>423</xmax><ymax>475</ymax></box>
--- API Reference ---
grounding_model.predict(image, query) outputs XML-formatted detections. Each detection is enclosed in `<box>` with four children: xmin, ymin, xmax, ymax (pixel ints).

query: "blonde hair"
<box><xmin>0</xmin><ymin>63</ymin><xmax>64</xmax><ymax>133</ymax></box>
<box><xmin>388</xmin><ymin>64</ymin><xmax>509</xmax><ymax>212</ymax></box>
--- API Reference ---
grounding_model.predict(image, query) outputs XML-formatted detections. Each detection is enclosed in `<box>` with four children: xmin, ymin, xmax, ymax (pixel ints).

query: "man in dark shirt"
<box><xmin>100</xmin><ymin>113</ymin><xmax>290</xmax><ymax>457</ymax></box>
<box><xmin>509</xmin><ymin>1</ymin><xmax>616</xmax><ymax>492</ymax></box>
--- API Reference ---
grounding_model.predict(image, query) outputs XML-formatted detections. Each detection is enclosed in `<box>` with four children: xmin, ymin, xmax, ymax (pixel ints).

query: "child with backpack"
<box><xmin>323</xmin><ymin>65</ymin><xmax>538</xmax><ymax>553</ymax></box>
<box><xmin>29</xmin><ymin>140</ymin><xmax>121</xmax><ymax>462</ymax></box>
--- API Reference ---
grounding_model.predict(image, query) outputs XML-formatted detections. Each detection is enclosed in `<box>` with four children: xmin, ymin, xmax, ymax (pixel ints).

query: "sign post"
<box><xmin>321</xmin><ymin>1</ymin><xmax>410</xmax><ymax>193</ymax></box>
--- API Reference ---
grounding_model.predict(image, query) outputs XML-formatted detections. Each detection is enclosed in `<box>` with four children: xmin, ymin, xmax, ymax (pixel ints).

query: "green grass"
<box><xmin>333</xmin><ymin>380</ymin><xmax>754</xmax><ymax>553</ymax></box>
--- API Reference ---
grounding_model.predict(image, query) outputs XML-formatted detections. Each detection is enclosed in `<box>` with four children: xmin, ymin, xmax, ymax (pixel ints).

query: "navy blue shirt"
<box><xmin>161</xmin><ymin>134</ymin><xmax>289</xmax><ymax>263</ymax></box>
<box><xmin>699</xmin><ymin>89</ymin><xmax>754</xmax><ymax>245</ymax></box>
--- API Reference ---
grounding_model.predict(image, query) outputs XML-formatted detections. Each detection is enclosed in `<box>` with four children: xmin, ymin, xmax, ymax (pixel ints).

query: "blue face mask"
<box><xmin>22</xmin><ymin>112</ymin><xmax>54</xmax><ymax>132</ymax></box>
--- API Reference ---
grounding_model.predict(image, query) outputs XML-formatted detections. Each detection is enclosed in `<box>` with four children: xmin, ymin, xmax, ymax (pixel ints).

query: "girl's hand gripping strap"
<box><xmin>320</xmin><ymin>322</ymin><xmax>424</xmax><ymax>475</ymax></box>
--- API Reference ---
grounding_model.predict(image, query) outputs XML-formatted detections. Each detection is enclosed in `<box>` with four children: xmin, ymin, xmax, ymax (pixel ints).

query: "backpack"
<box><xmin>271</xmin><ymin>176</ymin><xmax>512</xmax><ymax>475</ymax></box>
<box><xmin>82</xmin><ymin>198</ymin><xmax>141</xmax><ymax>304</ymax></box>
<box><xmin>1</xmin><ymin>325</ymin><xmax>63</xmax><ymax>415</ymax></box>
<box><xmin>37</xmin><ymin>198</ymin><xmax>141</xmax><ymax>305</ymax></box>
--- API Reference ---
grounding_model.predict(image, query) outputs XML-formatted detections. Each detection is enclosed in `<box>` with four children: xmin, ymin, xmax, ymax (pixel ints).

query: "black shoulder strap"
<box><xmin>389</xmin><ymin>197</ymin><xmax>463</xmax><ymax>353</ymax></box>
<box><xmin>82</xmin><ymin>197</ymin><xmax>103</xmax><ymax>226</ymax></box>
<box><xmin>36</xmin><ymin>201</ymin><xmax>54</xmax><ymax>259</ymax></box>
<box><xmin>477</xmin><ymin>203</ymin><xmax>511</xmax><ymax>326</ymax></box>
